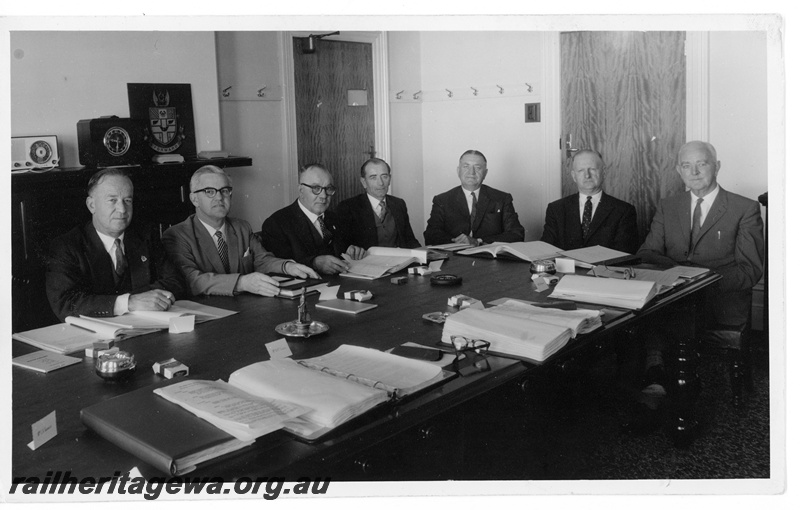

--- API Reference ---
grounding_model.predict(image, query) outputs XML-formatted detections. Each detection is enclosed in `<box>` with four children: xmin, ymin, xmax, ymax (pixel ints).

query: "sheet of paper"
<box><xmin>28</xmin><ymin>411</ymin><xmax>57</xmax><ymax>450</ymax></box>
<box><xmin>558</xmin><ymin>245</ymin><xmax>630</xmax><ymax>264</ymax></box>
<box><xmin>169</xmin><ymin>315</ymin><xmax>195</xmax><ymax>333</ymax></box>
<box><xmin>532</xmin><ymin>276</ymin><xmax>551</xmax><ymax>293</ymax></box>
<box><xmin>429</xmin><ymin>260</ymin><xmax>444</xmax><ymax>272</ymax></box>
<box><xmin>555</xmin><ymin>257</ymin><xmax>576</xmax><ymax>273</ymax></box>
<box><xmin>13</xmin><ymin>351</ymin><xmax>81</xmax><ymax>373</ymax></box>
<box><xmin>155</xmin><ymin>380</ymin><xmax>309</xmax><ymax>442</ymax></box>
<box><xmin>317</xmin><ymin>284</ymin><xmax>339</xmax><ymax>301</ymax></box>
<box><xmin>266</xmin><ymin>338</ymin><xmax>292</xmax><ymax>359</ymax></box>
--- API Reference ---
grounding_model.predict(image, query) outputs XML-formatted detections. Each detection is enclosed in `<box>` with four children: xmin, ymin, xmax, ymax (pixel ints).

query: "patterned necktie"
<box><xmin>113</xmin><ymin>238</ymin><xmax>127</xmax><ymax>278</ymax></box>
<box><xmin>582</xmin><ymin>195</ymin><xmax>593</xmax><ymax>240</ymax></box>
<box><xmin>689</xmin><ymin>197</ymin><xmax>704</xmax><ymax>251</ymax></box>
<box><xmin>215</xmin><ymin>230</ymin><xmax>231</xmax><ymax>273</ymax></box>
<box><xmin>318</xmin><ymin>215</ymin><xmax>333</xmax><ymax>243</ymax></box>
<box><xmin>469</xmin><ymin>192</ymin><xmax>477</xmax><ymax>235</ymax></box>
<box><xmin>377</xmin><ymin>200</ymin><xmax>386</xmax><ymax>222</ymax></box>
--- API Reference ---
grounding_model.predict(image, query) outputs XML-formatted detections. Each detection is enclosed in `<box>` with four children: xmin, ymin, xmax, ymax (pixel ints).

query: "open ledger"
<box><xmin>153</xmin><ymin>345</ymin><xmax>450</xmax><ymax>442</ymax></box>
<box><xmin>550</xmin><ymin>274</ymin><xmax>658</xmax><ymax>310</ymax></box>
<box><xmin>441</xmin><ymin>300</ymin><xmax>602</xmax><ymax>362</ymax></box>
<box><xmin>340</xmin><ymin>246</ymin><xmax>428</xmax><ymax>279</ymax></box>
<box><xmin>12</xmin><ymin>301</ymin><xmax>238</xmax><ymax>354</ymax></box>
<box><xmin>457</xmin><ymin>241</ymin><xmax>562</xmax><ymax>262</ymax></box>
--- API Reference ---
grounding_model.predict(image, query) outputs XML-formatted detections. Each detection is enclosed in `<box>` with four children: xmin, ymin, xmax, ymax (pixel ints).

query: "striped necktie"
<box><xmin>377</xmin><ymin>200</ymin><xmax>386</xmax><ymax>222</ymax></box>
<box><xmin>215</xmin><ymin>230</ymin><xmax>231</xmax><ymax>273</ymax></box>
<box><xmin>582</xmin><ymin>196</ymin><xmax>593</xmax><ymax>240</ymax></box>
<box><xmin>469</xmin><ymin>192</ymin><xmax>477</xmax><ymax>235</ymax></box>
<box><xmin>318</xmin><ymin>215</ymin><xmax>333</xmax><ymax>243</ymax></box>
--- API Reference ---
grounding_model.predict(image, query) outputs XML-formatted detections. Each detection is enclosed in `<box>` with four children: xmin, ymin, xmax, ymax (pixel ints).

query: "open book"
<box><xmin>441</xmin><ymin>301</ymin><xmax>601</xmax><ymax>362</ymax></box>
<box><xmin>457</xmin><ymin>241</ymin><xmax>562</xmax><ymax>262</ymax></box>
<box><xmin>82</xmin><ymin>300</ymin><xmax>238</xmax><ymax>329</ymax></box>
<box><xmin>227</xmin><ymin>345</ymin><xmax>450</xmax><ymax>440</ymax></box>
<box><xmin>549</xmin><ymin>274</ymin><xmax>658</xmax><ymax>310</ymax></box>
<box><xmin>340</xmin><ymin>246</ymin><xmax>428</xmax><ymax>280</ymax></box>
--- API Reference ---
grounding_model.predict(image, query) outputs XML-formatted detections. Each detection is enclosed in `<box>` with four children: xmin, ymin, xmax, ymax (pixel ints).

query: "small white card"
<box><xmin>317</xmin><ymin>284</ymin><xmax>340</xmax><ymax>301</ymax></box>
<box><xmin>169</xmin><ymin>315</ymin><xmax>195</xmax><ymax>333</ymax></box>
<box><xmin>555</xmin><ymin>257</ymin><xmax>576</xmax><ymax>274</ymax></box>
<box><xmin>266</xmin><ymin>338</ymin><xmax>292</xmax><ymax>359</ymax></box>
<box><xmin>28</xmin><ymin>411</ymin><xmax>57</xmax><ymax>450</ymax></box>
<box><xmin>429</xmin><ymin>260</ymin><xmax>444</xmax><ymax>272</ymax></box>
<box><xmin>531</xmin><ymin>276</ymin><xmax>551</xmax><ymax>293</ymax></box>
<box><xmin>128</xmin><ymin>466</ymin><xmax>143</xmax><ymax>479</ymax></box>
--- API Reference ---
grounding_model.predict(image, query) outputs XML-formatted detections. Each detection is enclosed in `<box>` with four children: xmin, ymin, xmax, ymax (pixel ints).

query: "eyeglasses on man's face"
<box><xmin>192</xmin><ymin>186</ymin><xmax>233</xmax><ymax>199</ymax></box>
<box><xmin>300</xmin><ymin>183</ymin><xmax>337</xmax><ymax>196</ymax></box>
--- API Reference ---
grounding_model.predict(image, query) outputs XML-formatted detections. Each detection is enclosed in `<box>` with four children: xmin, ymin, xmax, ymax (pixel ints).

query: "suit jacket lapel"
<box><xmin>123</xmin><ymin>229</ymin><xmax>151</xmax><ymax>289</ymax></box>
<box><xmin>192</xmin><ymin>215</ymin><xmax>226</xmax><ymax>274</ymax></box>
<box><xmin>472</xmin><ymin>188</ymin><xmax>490</xmax><ymax>231</ymax></box>
<box><xmin>84</xmin><ymin>224</ymin><xmax>115</xmax><ymax>291</ymax></box>
<box><xmin>696</xmin><ymin>187</ymin><xmax>729</xmax><ymax>243</ymax></box>
<box><xmin>359</xmin><ymin>194</ymin><xmax>379</xmax><ymax>247</ymax></box>
<box><xmin>563</xmin><ymin>194</ymin><xmax>583</xmax><ymax>246</ymax></box>
<box><xmin>586</xmin><ymin>194</ymin><xmax>612</xmax><ymax>242</ymax></box>
<box><xmin>678</xmin><ymin>191</ymin><xmax>693</xmax><ymax>248</ymax></box>
<box><xmin>226</xmin><ymin>219</ymin><xmax>241</xmax><ymax>273</ymax></box>
<box><xmin>293</xmin><ymin>201</ymin><xmax>323</xmax><ymax>251</ymax></box>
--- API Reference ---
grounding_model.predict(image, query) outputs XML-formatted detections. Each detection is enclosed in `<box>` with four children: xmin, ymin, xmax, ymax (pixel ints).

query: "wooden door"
<box><xmin>293</xmin><ymin>38</ymin><xmax>375</xmax><ymax>208</ymax></box>
<box><xmin>560</xmin><ymin>31</ymin><xmax>687</xmax><ymax>239</ymax></box>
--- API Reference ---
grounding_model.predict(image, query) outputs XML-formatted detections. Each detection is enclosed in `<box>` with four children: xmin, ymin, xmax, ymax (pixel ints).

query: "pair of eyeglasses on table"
<box><xmin>446</xmin><ymin>336</ymin><xmax>492</xmax><ymax>377</ymax></box>
<box><xmin>590</xmin><ymin>264</ymin><xmax>636</xmax><ymax>280</ymax></box>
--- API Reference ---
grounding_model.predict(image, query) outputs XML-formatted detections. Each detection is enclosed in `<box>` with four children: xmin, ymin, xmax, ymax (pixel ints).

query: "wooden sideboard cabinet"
<box><xmin>10</xmin><ymin>157</ymin><xmax>252</xmax><ymax>332</ymax></box>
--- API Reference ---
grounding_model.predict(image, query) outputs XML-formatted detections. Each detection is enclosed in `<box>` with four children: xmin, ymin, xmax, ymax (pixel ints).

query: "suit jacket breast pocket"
<box><xmin>241</xmin><ymin>253</ymin><xmax>254</xmax><ymax>273</ymax></box>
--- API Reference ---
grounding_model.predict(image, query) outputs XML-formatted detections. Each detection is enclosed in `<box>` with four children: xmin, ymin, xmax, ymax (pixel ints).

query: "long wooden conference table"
<box><xmin>11</xmin><ymin>254</ymin><xmax>720</xmax><ymax>481</ymax></box>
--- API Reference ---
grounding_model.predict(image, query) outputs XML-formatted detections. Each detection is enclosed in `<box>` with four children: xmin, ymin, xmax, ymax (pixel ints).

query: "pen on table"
<box><xmin>68</xmin><ymin>322</ymin><xmax>97</xmax><ymax>334</ymax></box>
<box><xmin>717</xmin><ymin>231</ymin><xmax>720</xmax><ymax>240</ymax></box>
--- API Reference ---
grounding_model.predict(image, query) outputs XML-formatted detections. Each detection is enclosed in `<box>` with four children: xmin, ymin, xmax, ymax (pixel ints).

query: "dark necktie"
<box><xmin>215</xmin><ymin>230</ymin><xmax>231</xmax><ymax>273</ymax></box>
<box><xmin>377</xmin><ymin>200</ymin><xmax>386</xmax><ymax>222</ymax></box>
<box><xmin>113</xmin><ymin>238</ymin><xmax>127</xmax><ymax>280</ymax></box>
<box><xmin>469</xmin><ymin>192</ymin><xmax>477</xmax><ymax>235</ymax></box>
<box><xmin>582</xmin><ymin>196</ymin><xmax>593</xmax><ymax>240</ymax></box>
<box><xmin>689</xmin><ymin>197</ymin><xmax>704</xmax><ymax>251</ymax></box>
<box><xmin>318</xmin><ymin>215</ymin><xmax>333</xmax><ymax>243</ymax></box>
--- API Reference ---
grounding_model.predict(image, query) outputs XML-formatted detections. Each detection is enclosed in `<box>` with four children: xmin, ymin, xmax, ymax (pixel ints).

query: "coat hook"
<box><xmin>525</xmin><ymin>83</ymin><xmax>533</xmax><ymax>93</ymax></box>
<box><xmin>470</xmin><ymin>87</ymin><xmax>478</xmax><ymax>96</ymax></box>
<box><xmin>395</xmin><ymin>90</ymin><xmax>404</xmax><ymax>100</ymax></box>
<box><xmin>413</xmin><ymin>90</ymin><xmax>422</xmax><ymax>100</ymax></box>
<box><xmin>222</xmin><ymin>86</ymin><xmax>232</xmax><ymax>97</ymax></box>
<box><xmin>257</xmin><ymin>86</ymin><xmax>267</xmax><ymax>98</ymax></box>
<box><xmin>446</xmin><ymin>89</ymin><xmax>453</xmax><ymax>98</ymax></box>
<box><xmin>496</xmin><ymin>85</ymin><xmax>504</xmax><ymax>94</ymax></box>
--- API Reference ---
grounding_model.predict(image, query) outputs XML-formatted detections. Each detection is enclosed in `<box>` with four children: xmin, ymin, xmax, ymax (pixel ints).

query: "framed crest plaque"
<box><xmin>127</xmin><ymin>83</ymin><xmax>197</xmax><ymax>158</ymax></box>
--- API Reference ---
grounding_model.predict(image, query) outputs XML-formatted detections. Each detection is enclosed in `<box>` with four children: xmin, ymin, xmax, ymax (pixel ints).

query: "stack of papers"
<box><xmin>442</xmin><ymin>307</ymin><xmax>573</xmax><ymax>362</ymax></box>
<box><xmin>485</xmin><ymin>299</ymin><xmax>603</xmax><ymax>338</ymax></box>
<box><xmin>549</xmin><ymin>274</ymin><xmax>657</xmax><ymax>310</ymax></box>
<box><xmin>458</xmin><ymin>241</ymin><xmax>561</xmax><ymax>262</ymax></box>
<box><xmin>341</xmin><ymin>246</ymin><xmax>428</xmax><ymax>279</ymax></box>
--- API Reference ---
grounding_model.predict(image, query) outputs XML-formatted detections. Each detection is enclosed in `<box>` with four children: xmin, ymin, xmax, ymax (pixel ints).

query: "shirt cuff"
<box><xmin>113</xmin><ymin>294</ymin><xmax>130</xmax><ymax>316</ymax></box>
<box><xmin>281</xmin><ymin>260</ymin><xmax>296</xmax><ymax>274</ymax></box>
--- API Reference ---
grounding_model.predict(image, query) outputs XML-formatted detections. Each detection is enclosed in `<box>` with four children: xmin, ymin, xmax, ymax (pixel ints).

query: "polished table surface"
<box><xmin>11</xmin><ymin>254</ymin><xmax>720</xmax><ymax>480</ymax></box>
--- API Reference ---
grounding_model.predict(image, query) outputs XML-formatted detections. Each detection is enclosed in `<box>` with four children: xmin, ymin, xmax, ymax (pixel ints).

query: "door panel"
<box><xmin>293</xmin><ymin>38</ymin><xmax>375</xmax><ymax>208</ymax></box>
<box><xmin>561</xmin><ymin>31</ymin><xmax>686</xmax><ymax>239</ymax></box>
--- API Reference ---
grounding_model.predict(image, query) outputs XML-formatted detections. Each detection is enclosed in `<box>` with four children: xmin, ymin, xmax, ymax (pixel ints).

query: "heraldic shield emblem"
<box><xmin>127</xmin><ymin>83</ymin><xmax>197</xmax><ymax>158</ymax></box>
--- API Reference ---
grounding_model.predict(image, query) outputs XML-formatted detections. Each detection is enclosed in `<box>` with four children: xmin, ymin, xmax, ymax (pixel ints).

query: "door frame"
<box><xmin>280</xmin><ymin>31</ymin><xmax>390</xmax><ymax>205</ymax></box>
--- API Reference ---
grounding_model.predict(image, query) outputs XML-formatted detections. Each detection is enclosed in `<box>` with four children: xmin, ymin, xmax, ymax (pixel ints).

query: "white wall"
<box><xmin>10</xmin><ymin>32</ymin><xmax>222</xmax><ymax>169</ymax></box>
<box><xmin>708</xmin><ymin>31</ymin><xmax>769</xmax><ymax>202</ymax></box>
<box><xmin>389</xmin><ymin>31</ymin><xmax>552</xmax><ymax>241</ymax></box>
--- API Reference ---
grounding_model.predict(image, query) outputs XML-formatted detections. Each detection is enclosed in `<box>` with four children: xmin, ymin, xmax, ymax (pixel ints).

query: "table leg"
<box><xmin>669</xmin><ymin>295</ymin><xmax>702</xmax><ymax>447</ymax></box>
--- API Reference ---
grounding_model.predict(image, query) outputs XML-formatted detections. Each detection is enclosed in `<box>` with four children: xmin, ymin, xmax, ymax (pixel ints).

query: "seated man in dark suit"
<box><xmin>336</xmin><ymin>158</ymin><xmax>421</xmax><ymax>250</ymax></box>
<box><xmin>163</xmin><ymin>165</ymin><xmax>318</xmax><ymax>296</ymax></box>
<box><xmin>423</xmin><ymin>150</ymin><xmax>525</xmax><ymax>246</ymax></box>
<box><xmin>627</xmin><ymin>141</ymin><xmax>764</xmax><ymax>432</ymax></box>
<box><xmin>261</xmin><ymin>164</ymin><xmax>366</xmax><ymax>275</ymax></box>
<box><xmin>46</xmin><ymin>168</ymin><xmax>184</xmax><ymax>322</ymax></box>
<box><xmin>540</xmin><ymin>149</ymin><xmax>638</xmax><ymax>253</ymax></box>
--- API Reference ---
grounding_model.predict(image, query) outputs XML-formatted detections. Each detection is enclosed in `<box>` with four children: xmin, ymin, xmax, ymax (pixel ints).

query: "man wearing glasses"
<box><xmin>163</xmin><ymin>165</ymin><xmax>319</xmax><ymax>296</ymax></box>
<box><xmin>261</xmin><ymin>164</ymin><xmax>366</xmax><ymax>275</ymax></box>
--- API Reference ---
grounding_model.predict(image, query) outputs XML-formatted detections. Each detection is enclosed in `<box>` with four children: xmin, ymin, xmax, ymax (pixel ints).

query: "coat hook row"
<box><xmin>392</xmin><ymin>83</ymin><xmax>535</xmax><ymax>100</ymax></box>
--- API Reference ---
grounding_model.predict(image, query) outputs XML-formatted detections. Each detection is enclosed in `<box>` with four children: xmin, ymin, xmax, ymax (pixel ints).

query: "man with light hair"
<box><xmin>163</xmin><ymin>165</ymin><xmax>318</xmax><ymax>296</ymax></box>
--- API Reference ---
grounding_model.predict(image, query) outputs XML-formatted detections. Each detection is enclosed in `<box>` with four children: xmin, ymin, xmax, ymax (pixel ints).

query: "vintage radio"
<box><xmin>77</xmin><ymin>116</ymin><xmax>148</xmax><ymax>168</ymax></box>
<box><xmin>11</xmin><ymin>135</ymin><xmax>60</xmax><ymax>171</ymax></box>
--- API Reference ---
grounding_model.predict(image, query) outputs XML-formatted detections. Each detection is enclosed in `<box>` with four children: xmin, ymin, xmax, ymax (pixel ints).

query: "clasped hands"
<box><xmin>129</xmin><ymin>289</ymin><xmax>176</xmax><ymax>311</ymax></box>
<box><xmin>313</xmin><ymin>245</ymin><xmax>367</xmax><ymax>275</ymax></box>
